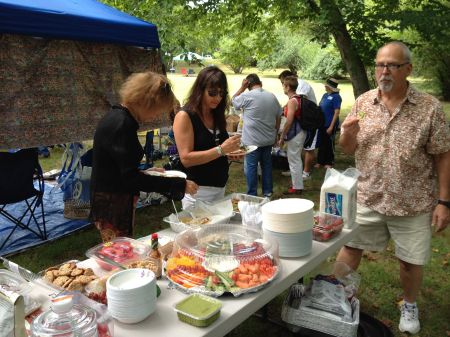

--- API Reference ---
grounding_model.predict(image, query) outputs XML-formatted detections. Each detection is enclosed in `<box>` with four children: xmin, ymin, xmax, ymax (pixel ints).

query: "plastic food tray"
<box><xmin>166</xmin><ymin>224</ymin><xmax>280</xmax><ymax>297</ymax></box>
<box><xmin>219</xmin><ymin>193</ymin><xmax>269</xmax><ymax>213</ymax></box>
<box><xmin>313</xmin><ymin>212</ymin><xmax>344</xmax><ymax>242</ymax></box>
<box><xmin>85</xmin><ymin>237</ymin><xmax>150</xmax><ymax>271</ymax></box>
<box><xmin>174</xmin><ymin>294</ymin><xmax>222</xmax><ymax>327</ymax></box>
<box><xmin>163</xmin><ymin>211</ymin><xmax>233</xmax><ymax>233</ymax></box>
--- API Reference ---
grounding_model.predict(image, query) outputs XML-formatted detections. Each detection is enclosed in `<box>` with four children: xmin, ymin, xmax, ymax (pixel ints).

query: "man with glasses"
<box><xmin>336</xmin><ymin>41</ymin><xmax>450</xmax><ymax>334</ymax></box>
<box><xmin>232</xmin><ymin>74</ymin><xmax>282</xmax><ymax>197</ymax></box>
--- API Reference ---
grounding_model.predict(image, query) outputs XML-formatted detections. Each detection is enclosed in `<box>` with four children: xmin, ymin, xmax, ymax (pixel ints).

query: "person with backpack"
<box><xmin>278</xmin><ymin>70</ymin><xmax>318</xmax><ymax>179</ymax></box>
<box><xmin>278</xmin><ymin>76</ymin><xmax>307</xmax><ymax>194</ymax></box>
<box><xmin>317</xmin><ymin>78</ymin><xmax>342</xmax><ymax>168</ymax></box>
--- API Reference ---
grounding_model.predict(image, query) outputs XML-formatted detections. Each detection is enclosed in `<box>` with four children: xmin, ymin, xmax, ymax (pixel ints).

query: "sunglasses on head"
<box><xmin>207</xmin><ymin>89</ymin><xmax>226</xmax><ymax>97</ymax></box>
<box><xmin>161</xmin><ymin>82</ymin><xmax>172</xmax><ymax>95</ymax></box>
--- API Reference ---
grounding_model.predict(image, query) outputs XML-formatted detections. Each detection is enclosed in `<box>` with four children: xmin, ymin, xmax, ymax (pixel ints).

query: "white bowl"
<box><xmin>107</xmin><ymin>268</ymin><xmax>155</xmax><ymax>293</ymax></box>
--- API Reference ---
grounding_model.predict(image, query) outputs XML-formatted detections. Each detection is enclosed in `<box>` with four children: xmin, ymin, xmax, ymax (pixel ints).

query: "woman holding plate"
<box><xmin>173</xmin><ymin>66</ymin><xmax>241</xmax><ymax>209</ymax></box>
<box><xmin>90</xmin><ymin>71</ymin><xmax>198</xmax><ymax>242</ymax></box>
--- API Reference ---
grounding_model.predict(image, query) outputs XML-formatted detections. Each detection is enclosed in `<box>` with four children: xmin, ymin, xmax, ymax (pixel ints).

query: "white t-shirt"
<box><xmin>296</xmin><ymin>79</ymin><xmax>317</xmax><ymax>103</ymax></box>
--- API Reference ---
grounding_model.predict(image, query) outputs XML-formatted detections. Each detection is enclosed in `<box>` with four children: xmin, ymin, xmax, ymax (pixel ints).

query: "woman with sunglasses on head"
<box><xmin>173</xmin><ymin>66</ymin><xmax>241</xmax><ymax>209</ymax></box>
<box><xmin>91</xmin><ymin>71</ymin><xmax>198</xmax><ymax>242</ymax></box>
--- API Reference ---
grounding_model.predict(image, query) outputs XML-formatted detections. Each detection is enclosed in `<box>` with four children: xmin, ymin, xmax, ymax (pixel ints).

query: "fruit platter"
<box><xmin>313</xmin><ymin>212</ymin><xmax>344</xmax><ymax>242</ymax></box>
<box><xmin>85</xmin><ymin>237</ymin><xmax>150</xmax><ymax>271</ymax></box>
<box><xmin>166</xmin><ymin>224</ymin><xmax>280</xmax><ymax>297</ymax></box>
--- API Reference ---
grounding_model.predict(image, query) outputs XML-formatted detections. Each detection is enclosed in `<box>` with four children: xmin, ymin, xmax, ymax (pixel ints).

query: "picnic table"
<box><xmin>30</xmin><ymin>225</ymin><xmax>359</xmax><ymax>337</ymax></box>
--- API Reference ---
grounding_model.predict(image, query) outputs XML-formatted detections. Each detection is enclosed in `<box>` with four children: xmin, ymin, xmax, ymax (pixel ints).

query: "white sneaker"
<box><xmin>281</xmin><ymin>171</ymin><xmax>291</xmax><ymax>176</ymax></box>
<box><xmin>302</xmin><ymin>171</ymin><xmax>311</xmax><ymax>180</ymax></box>
<box><xmin>399</xmin><ymin>302</ymin><xmax>420</xmax><ymax>334</ymax></box>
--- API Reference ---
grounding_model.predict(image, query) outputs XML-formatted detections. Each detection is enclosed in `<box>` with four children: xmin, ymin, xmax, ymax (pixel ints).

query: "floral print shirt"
<box><xmin>345</xmin><ymin>85</ymin><xmax>450</xmax><ymax>216</ymax></box>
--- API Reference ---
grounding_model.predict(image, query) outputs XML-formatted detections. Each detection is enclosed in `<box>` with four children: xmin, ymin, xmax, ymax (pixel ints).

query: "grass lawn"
<box><xmin>6</xmin><ymin>68</ymin><xmax>450</xmax><ymax>337</ymax></box>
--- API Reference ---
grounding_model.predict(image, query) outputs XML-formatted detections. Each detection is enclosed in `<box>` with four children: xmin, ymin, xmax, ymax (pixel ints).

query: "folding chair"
<box><xmin>0</xmin><ymin>148</ymin><xmax>47</xmax><ymax>250</ymax></box>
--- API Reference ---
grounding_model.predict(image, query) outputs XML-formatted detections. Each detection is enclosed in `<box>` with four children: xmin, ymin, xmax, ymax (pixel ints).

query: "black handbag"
<box><xmin>163</xmin><ymin>154</ymin><xmax>186</xmax><ymax>172</ymax></box>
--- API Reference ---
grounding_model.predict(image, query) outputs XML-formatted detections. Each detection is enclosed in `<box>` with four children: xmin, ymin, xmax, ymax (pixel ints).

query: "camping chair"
<box><xmin>0</xmin><ymin>148</ymin><xmax>47</xmax><ymax>250</ymax></box>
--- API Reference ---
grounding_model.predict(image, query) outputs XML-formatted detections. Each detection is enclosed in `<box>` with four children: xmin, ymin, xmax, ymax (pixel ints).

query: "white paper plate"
<box><xmin>227</xmin><ymin>145</ymin><xmax>257</xmax><ymax>156</ymax></box>
<box><xmin>144</xmin><ymin>169</ymin><xmax>187</xmax><ymax>179</ymax></box>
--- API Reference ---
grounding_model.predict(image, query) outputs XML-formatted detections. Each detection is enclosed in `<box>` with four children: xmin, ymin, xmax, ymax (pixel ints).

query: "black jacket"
<box><xmin>91</xmin><ymin>105</ymin><xmax>185</xmax><ymax>200</ymax></box>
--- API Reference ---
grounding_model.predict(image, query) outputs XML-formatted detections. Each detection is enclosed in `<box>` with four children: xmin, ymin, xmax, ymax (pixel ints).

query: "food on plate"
<box><xmin>178</xmin><ymin>216</ymin><xmax>211</xmax><ymax>226</ymax></box>
<box><xmin>231</xmin><ymin>198</ymin><xmax>240</xmax><ymax>212</ymax></box>
<box><xmin>357</xmin><ymin>110</ymin><xmax>366</xmax><ymax>120</ymax></box>
<box><xmin>166</xmin><ymin>242</ymin><xmax>278</xmax><ymax>295</ymax></box>
<box><xmin>43</xmin><ymin>262</ymin><xmax>97</xmax><ymax>291</ymax></box>
<box><xmin>229</xmin><ymin>145</ymin><xmax>248</xmax><ymax>155</ymax></box>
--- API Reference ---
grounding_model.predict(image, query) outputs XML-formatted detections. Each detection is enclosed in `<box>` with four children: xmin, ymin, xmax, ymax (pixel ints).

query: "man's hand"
<box><xmin>432</xmin><ymin>204</ymin><xmax>450</xmax><ymax>232</ymax></box>
<box><xmin>339</xmin><ymin>115</ymin><xmax>360</xmax><ymax>155</ymax></box>
<box><xmin>341</xmin><ymin>115</ymin><xmax>360</xmax><ymax>136</ymax></box>
<box><xmin>241</xmin><ymin>79</ymin><xmax>249</xmax><ymax>89</ymax></box>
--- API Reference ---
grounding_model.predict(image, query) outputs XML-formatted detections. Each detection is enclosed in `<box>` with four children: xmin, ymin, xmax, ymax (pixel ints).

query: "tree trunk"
<box><xmin>321</xmin><ymin>0</ymin><xmax>371</xmax><ymax>98</ymax></box>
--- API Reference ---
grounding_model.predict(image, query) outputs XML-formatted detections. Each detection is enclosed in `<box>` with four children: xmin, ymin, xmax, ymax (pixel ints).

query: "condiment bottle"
<box><xmin>149</xmin><ymin>233</ymin><xmax>162</xmax><ymax>277</ymax></box>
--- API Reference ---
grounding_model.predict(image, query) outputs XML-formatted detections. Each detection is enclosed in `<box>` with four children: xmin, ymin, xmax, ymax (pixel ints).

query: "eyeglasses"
<box><xmin>207</xmin><ymin>89</ymin><xmax>226</xmax><ymax>98</ymax></box>
<box><xmin>375</xmin><ymin>63</ymin><xmax>409</xmax><ymax>71</ymax></box>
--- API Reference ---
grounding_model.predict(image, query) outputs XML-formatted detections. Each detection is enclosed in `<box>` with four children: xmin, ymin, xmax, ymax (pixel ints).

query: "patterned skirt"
<box><xmin>90</xmin><ymin>192</ymin><xmax>138</xmax><ymax>242</ymax></box>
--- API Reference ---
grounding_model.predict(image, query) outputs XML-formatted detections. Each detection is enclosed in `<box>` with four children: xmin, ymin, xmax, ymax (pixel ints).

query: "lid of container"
<box><xmin>51</xmin><ymin>295</ymin><xmax>73</xmax><ymax>314</ymax></box>
<box><xmin>31</xmin><ymin>296</ymin><xmax>97</xmax><ymax>337</ymax></box>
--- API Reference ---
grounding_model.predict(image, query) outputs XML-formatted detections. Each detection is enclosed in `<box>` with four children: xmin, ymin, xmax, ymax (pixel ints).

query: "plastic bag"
<box><xmin>238</xmin><ymin>201</ymin><xmax>263</xmax><ymax>230</ymax></box>
<box><xmin>54</xmin><ymin>143</ymin><xmax>92</xmax><ymax>219</ymax></box>
<box><xmin>320</xmin><ymin>167</ymin><xmax>360</xmax><ymax>229</ymax></box>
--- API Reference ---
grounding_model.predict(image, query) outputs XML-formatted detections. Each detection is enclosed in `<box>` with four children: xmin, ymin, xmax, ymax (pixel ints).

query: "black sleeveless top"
<box><xmin>184</xmin><ymin>111</ymin><xmax>229</xmax><ymax>187</ymax></box>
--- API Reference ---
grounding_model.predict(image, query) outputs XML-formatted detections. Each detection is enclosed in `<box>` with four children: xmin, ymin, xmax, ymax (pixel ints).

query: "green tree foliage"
<box><xmin>216</xmin><ymin>36</ymin><xmax>254</xmax><ymax>74</ymax></box>
<box><xmin>388</xmin><ymin>0</ymin><xmax>450</xmax><ymax>99</ymax></box>
<box><xmin>257</xmin><ymin>26</ymin><xmax>344</xmax><ymax>79</ymax></box>
<box><xmin>103</xmin><ymin>0</ymin><xmax>450</xmax><ymax>98</ymax></box>
<box><xmin>100</xmin><ymin>0</ymin><xmax>221</xmax><ymax>66</ymax></box>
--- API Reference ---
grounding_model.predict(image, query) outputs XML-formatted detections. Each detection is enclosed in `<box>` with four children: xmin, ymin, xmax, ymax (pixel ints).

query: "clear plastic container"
<box><xmin>166</xmin><ymin>224</ymin><xmax>280</xmax><ymax>297</ymax></box>
<box><xmin>313</xmin><ymin>212</ymin><xmax>344</xmax><ymax>242</ymax></box>
<box><xmin>85</xmin><ymin>237</ymin><xmax>150</xmax><ymax>271</ymax></box>
<box><xmin>174</xmin><ymin>294</ymin><xmax>222</xmax><ymax>327</ymax></box>
<box><xmin>30</xmin><ymin>295</ymin><xmax>98</xmax><ymax>337</ymax></box>
<box><xmin>0</xmin><ymin>269</ymin><xmax>41</xmax><ymax>315</ymax></box>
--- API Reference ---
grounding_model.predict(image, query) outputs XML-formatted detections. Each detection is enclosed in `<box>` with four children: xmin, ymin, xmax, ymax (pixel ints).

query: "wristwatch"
<box><xmin>437</xmin><ymin>199</ymin><xmax>450</xmax><ymax>209</ymax></box>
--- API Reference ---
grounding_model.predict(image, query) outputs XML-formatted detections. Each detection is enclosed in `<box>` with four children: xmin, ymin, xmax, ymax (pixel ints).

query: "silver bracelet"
<box><xmin>215</xmin><ymin>145</ymin><xmax>224</xmax><ymax>156</ymax></box>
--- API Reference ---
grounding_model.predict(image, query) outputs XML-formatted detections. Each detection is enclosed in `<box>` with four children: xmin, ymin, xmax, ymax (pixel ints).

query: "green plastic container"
<box><xmin>174</xmin><ymin>294</ymin><xmax>222</xmax><ymax>327</ymax></box>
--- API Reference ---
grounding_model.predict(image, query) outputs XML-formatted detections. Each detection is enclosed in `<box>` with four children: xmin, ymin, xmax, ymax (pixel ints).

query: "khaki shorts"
<box><xmin>346</xmin><ymin>204</ymin><xmax>432</xmax><ymax>265</ymax></box>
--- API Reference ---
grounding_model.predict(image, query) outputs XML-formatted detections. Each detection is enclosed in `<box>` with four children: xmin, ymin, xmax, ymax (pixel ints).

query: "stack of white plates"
<box><xmin>261</xmin><ymin>198</ymin><xmax>314</xmax><ymax>257</ymax></box>
<box><xmin>106</xmin><ymin>268</ymin><xmax>157</xmax><ymax>324</ymax></box>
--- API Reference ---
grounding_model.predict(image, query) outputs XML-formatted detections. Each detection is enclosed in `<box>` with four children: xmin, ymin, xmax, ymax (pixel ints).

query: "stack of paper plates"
<box><xmin>262</xmin><ymin>228</ymin><xmax>312</xmax><ymax>257</ymax></box>
<box><xmin>261</xmin><ymin>198</ymin><xmax>314</xmax><ymax>257</ymax></box>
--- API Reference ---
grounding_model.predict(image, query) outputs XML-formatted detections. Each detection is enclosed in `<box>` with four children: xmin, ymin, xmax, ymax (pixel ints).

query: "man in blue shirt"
<box><xmin>232</xmin><ymin>74</ymin><xmax>282</xmax><ymax>197</ymax></box>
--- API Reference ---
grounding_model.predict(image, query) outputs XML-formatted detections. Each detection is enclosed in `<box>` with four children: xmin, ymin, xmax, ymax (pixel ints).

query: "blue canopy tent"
<box><xmin>0</xmin><ymin>0</ymin><xmax>160</xmax><ymax>48</ymax></box>
<box><xmin>0</xmin><ymin>0</ymin><xmax>168</xmax><ymax>255</ymax></box>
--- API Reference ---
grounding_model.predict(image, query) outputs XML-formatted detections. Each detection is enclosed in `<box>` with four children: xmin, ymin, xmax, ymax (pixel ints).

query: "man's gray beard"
<box><xmin>379</xmin><ymin>81</ymin><xmax>393</xmax><ymax>92</ymax></box>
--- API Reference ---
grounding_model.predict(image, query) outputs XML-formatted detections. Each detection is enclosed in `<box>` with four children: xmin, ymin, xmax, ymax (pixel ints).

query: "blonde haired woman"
<box><xmin>91</xmin><ymin>71</ymin><xmax>198</xmax><ymax>242</ymax></box>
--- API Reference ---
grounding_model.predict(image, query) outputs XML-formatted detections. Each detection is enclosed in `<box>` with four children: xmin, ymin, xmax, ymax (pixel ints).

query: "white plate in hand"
<box><xmin>227</xmin><ymin>145</ymin><xmax>257</xmax><ymax>156</ymax></box>
<box><xmin>144</xmin><ymin>170</ymin><xmax>187</xmax><ymax>179</ymax></box>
